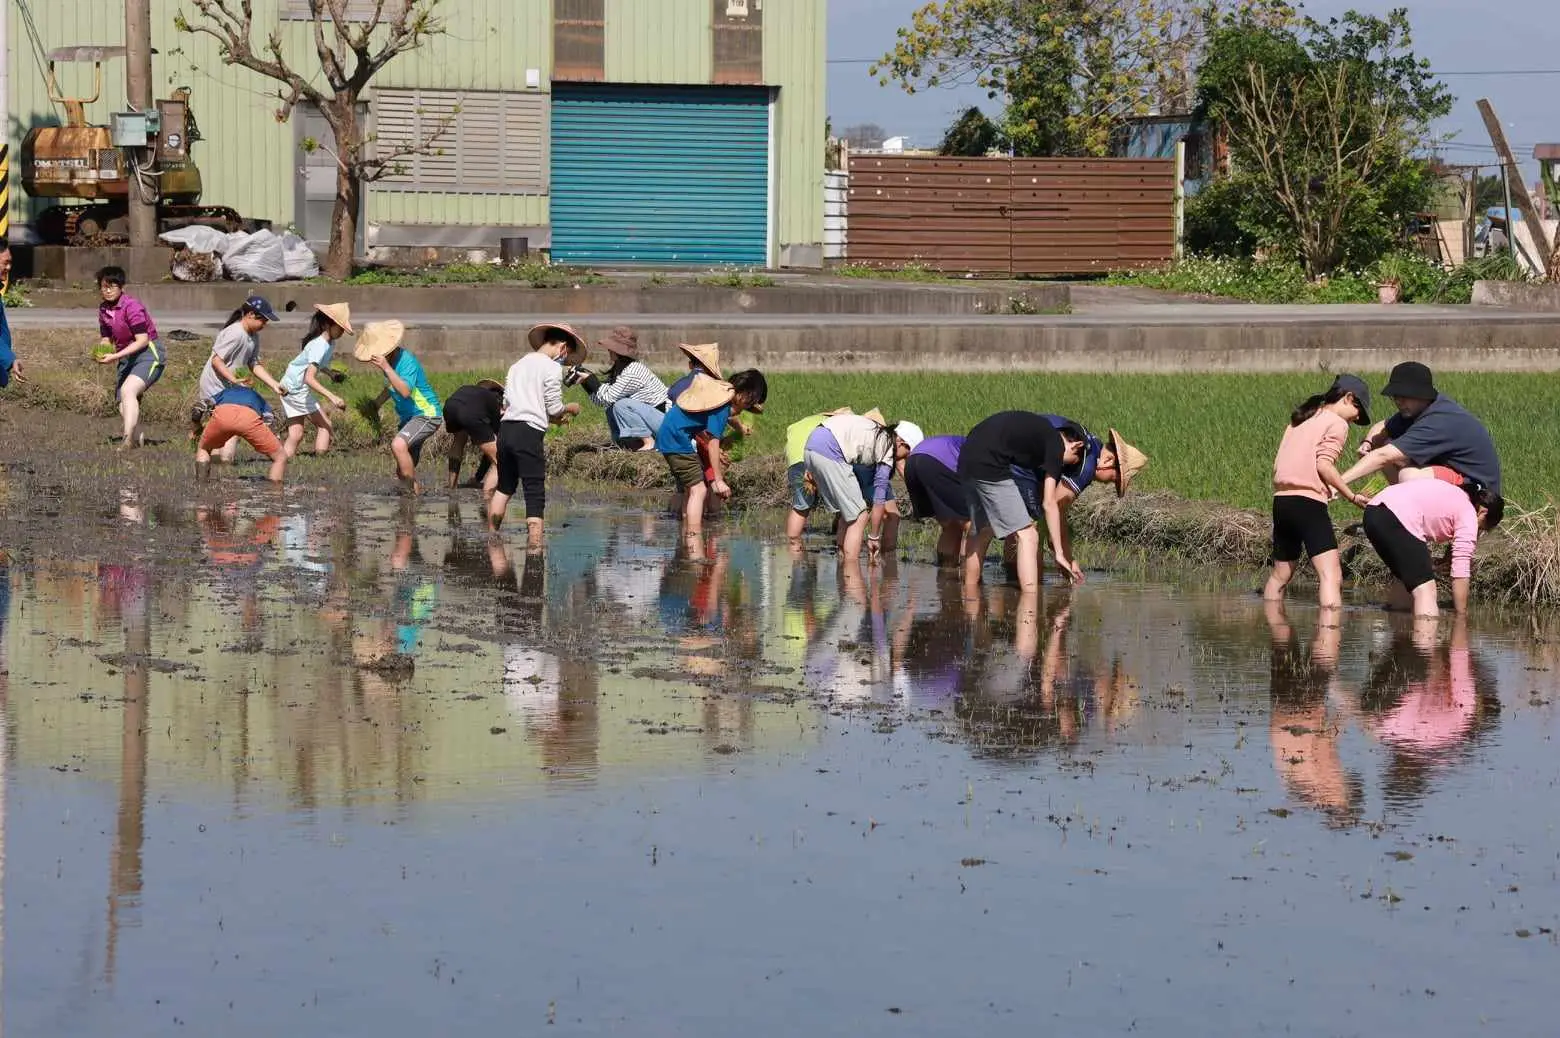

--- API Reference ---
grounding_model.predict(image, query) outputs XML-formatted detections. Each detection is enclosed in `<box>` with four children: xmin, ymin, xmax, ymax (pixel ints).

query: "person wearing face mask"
<box><xmin>489</xmin><ymin>323</ymin><xmax>584</xmax><ymax>546</ymax></box>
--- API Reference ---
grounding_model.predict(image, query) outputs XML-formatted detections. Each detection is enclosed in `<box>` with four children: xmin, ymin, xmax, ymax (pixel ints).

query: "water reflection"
<box><xmin>0</xmin><ymin>497</ymin><xmax>1543</xmax><ymax>823</ymax></box>
<box><xmin>1356</xmin><ymin>617</ymin><xmax>1501</xmax><ymax>811</ymax></box>
<box><xmin>6</xmin><ymin>487</ymin><xmax>1560</xmax><ymax>1034</ymax></box>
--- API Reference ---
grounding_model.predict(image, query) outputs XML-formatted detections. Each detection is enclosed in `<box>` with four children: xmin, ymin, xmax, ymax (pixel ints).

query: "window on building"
<box><xmin>713</xmin><ymin>0</ymin><xmax>764</xmax><ymax>84</ymax></box>
<box><xmin>372</xmin><ymin>89</ymin><xmax>547</xmax><ymax>194</ymax></box>
<box><xmin>553</xmin><ymin>0</ymin><xmax>605</xmax><ymax>82</ymax></box>
<box><xmin>282</xmin><ymin>0</ymin><xmax>408</xmax><ymax>20</ymax></box>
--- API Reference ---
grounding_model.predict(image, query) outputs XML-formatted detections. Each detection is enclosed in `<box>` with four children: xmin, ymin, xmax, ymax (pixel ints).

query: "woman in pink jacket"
<box><xmin>1362</xmin><ymin>479</ymin><xmax>1504</xmax><ymax>616</ymax></box>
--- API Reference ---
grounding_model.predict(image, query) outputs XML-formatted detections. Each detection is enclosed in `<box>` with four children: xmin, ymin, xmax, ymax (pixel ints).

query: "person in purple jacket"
<box><xmin>92</xmin><ymin>266</ymin><xmax>164</xmax><ymax>449</ymax></box>
<box><xmin>903</xmin><ymin>434</ymin><xmax>971</xmax><ymax>567</ymax></box>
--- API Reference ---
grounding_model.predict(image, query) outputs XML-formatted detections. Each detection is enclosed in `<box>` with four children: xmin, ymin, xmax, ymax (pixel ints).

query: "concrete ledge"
<box><xmin>25</xmin><ymin>246</ymin><xmax>178</xmax><ymax>284</ymax></box>
<box><xmin>23</xmin><ymin>303</ymin><xmax>1560</xmax><ymax>372</ymax></box>
<box><xmin>21</xmin><ymin>279</ymin><xmax>1069</xmax><ymax>317</ymax></box>
<box><xmin>339</xmin><ymin>312</ymin><xmax>1560</xmax><ymax>373</ymax></box>
<box><xmin>1471</xmin><ymin>280</ymin><xmax>1560</xmax><ymax>310</ymax></box>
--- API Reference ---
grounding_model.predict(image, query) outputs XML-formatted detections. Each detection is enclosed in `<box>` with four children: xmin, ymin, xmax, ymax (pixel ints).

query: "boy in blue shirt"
<box><xmin>655</xmin><ymin>368</ymin><xmax>767</xmax><ymax>535</ymax></box>
<box><xmin>356</xmin><ymin>320</ymin><xmax>443</xmax><ymax>495</ymax></box>
<box><xmin>196</xmin><ymin>384</ymin><xmax>288</xmax><ymax>483</ymax></box>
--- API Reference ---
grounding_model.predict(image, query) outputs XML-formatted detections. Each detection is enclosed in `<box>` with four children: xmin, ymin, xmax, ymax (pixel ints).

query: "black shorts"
<box><xmin>495</xmin><ymin>421</ymin><xmax>546</xmax><ymax>498</ymax></box>
<box><xmin>1363</xmin><ymin>504</ymin><xmax>1435</xmax><ymax>591</ymax></box>
<box><xmin>1271</xmin><ymin>495</ymin><xmax>1338</xmax><ymax>563</ymax></box>
<box><xmin>905</xmin><ymin>454</ymin><xmax>968</xmax><ymax>522</ymax></box>
<box><xmin>444</xmin><ymin>399</ymin><xmax>497</xmax><ymax>446</ymax></box>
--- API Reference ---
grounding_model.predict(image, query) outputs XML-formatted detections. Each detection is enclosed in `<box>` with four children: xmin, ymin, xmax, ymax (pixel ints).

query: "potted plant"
<box><xmin>1375</xmin><ymin>253</ymin><xmax>1412</xmax><ymax>304</ymax></box>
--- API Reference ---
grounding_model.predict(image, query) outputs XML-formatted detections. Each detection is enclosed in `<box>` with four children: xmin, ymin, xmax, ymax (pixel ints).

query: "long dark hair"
<box><xmin>1291</xmin><ymin>385</ymin><xmax>1353</xmax><ymax>427</ymax></box>
<box><xmin>301</xmin><ymin>311</ymin><xmax>340</xmax><ymax>349</ymax></box>
<box><xmin>223</xmin><ymin>302</ymin><xmax>265</xmax><ymax>329</ymax></box>
<box><xmin>1465</xmin><ymin>482</ymin><xmax>1505</xmax><ymax>529</ymax></box>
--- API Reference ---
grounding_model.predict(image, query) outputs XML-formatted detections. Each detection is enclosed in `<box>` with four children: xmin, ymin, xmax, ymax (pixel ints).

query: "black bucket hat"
<box><xmin>1330</xmin><ymin>373</ymin><xmax>1372</xmax><ymax>426</ymax></box>
<box><xmin>1381</xmin><ymin>361</ymin><xmax>1438</xmax><ymax>402</ymax></box>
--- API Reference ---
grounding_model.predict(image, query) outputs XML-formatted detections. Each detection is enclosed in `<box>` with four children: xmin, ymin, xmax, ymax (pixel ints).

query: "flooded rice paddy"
<box><xmin>0</xmin><ymin>469</ymin><xmax>1558</xmax><ymax>1035</ymax></box>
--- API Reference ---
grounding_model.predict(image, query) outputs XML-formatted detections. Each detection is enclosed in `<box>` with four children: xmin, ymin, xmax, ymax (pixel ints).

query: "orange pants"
<box><xmin>200</xmin><ymin>403</ymin><xmax>282</xmax><ymax>456</ymax></box>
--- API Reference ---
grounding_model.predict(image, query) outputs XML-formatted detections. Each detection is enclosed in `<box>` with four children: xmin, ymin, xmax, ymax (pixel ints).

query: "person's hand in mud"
<box><xmin>710</xmin><ymin>478</ymin><xmax>733</xmax><ymax>500</ymax></box>
<box><xmin>1057</xmin><ymin>555</ymin><xmax>1085</xmax><ymax>585</ymax></box>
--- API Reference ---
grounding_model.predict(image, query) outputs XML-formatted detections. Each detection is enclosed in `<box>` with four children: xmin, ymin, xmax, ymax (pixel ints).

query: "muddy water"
<box><xmin>1</xmin><ymin>484</ymin><xmax>1558</xmax><ymax>1035</ymax></box>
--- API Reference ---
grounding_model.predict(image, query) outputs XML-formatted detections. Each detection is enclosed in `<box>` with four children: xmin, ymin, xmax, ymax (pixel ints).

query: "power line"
<box><xmin>827</xmin><ymin>56</ymin><xmax>1560</xmax><ymax>77</ymax></box>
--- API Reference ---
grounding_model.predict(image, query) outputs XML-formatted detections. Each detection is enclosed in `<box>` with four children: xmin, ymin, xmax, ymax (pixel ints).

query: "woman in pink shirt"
<box><xmin>1264</xmin><ymin>374</ymin><xmax>1373</xmax><ymax>610</ymax></box>
<box><xmin>92</xmin><ymin>265</ymin><xmax>164</xmax><ymax>450</ymax></box>
<box><xmin>1363</xmin><ymin>479</ymin><xmax>1504</xmax><ymax>615</ymax></box>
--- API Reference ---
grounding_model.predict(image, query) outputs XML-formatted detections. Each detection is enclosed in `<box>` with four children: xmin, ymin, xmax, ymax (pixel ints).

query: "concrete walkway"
<box><xmin>18</xmin><ymin>294</ymin><xmax>1560</xmax><ymax>372</ymax></box>
<box><xmin>10</xmin><ymin>301</ymin><xmax>1543</xmax><ymax>330</ymax></box>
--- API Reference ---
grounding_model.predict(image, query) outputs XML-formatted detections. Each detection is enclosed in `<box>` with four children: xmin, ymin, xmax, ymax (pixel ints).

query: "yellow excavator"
<box><xmin>20</xmin><ymin>45</ymin><xmax>250</xmax><ymax>245</ymax></box>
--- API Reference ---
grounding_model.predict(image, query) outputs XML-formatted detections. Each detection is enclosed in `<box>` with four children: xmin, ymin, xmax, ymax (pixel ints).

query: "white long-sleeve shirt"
<box><xmin>503</xmin><ymin>351</ymin><xmax>564</xmax><ymax>431</ymax></box>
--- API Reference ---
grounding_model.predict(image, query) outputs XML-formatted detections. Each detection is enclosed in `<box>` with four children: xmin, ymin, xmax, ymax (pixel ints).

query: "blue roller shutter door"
<box><xmin>551</xmin><ymin>84</ymin><xmax>770</xmax><ymax>266</ymax></box>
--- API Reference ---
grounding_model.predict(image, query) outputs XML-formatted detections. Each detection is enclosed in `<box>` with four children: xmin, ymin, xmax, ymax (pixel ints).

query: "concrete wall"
<box><xmin>372</xmin><ymin>312</ymin><xmax>1560</xmax><ymax>374</ymax></box>
<box><xmin>1472</xmin><ymin>280</ymin><xmax>1560</xmax><ymax>310</ymax></box>
<box><xmin>24</xmin><ymin>276</ymin><xmax>1070</xmax><ymax>317</ymax></box>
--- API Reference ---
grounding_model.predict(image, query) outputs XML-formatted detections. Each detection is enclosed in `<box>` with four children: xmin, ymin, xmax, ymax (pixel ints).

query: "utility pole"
<box><xmin>1477</xmin><ymin>98</ymin><xmax>1550</xmax><ymax>277</ymax></box>
<box><xmin>125</xmin><ymin>0</ymin><xmax>156</xmax><ymax>248</ymax></box>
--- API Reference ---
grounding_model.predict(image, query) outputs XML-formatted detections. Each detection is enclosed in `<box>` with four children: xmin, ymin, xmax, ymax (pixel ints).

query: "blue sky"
<box><xmin>827</xmin><ymin>0</ymin><xmax>1559</xmax><ymax>175</ymax></box>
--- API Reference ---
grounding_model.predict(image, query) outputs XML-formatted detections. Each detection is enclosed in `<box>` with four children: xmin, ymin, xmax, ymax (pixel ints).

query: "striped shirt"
<box><xmin>590</xmin><ymin>361</ymin><xmax>669</xmax><ymax>409</ymax></box>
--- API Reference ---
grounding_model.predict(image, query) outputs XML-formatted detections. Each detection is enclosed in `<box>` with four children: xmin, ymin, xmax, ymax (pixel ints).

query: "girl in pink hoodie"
<box><xmin>1264</xmin><ymin>374</ymin><xmax>1373</xmax><ymax>610</ymax></box>
<box><xmin>1363</xmin><ymin>479</ymin><xmax>1504</xmax><ymax>616</ymax></box>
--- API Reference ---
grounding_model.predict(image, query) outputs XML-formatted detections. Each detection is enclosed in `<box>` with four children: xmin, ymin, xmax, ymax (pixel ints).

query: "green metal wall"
<box><xmin>6</xmin><ymin>0</ymin><xmax>825</xmax><ymax>261</ymax></box>
<box><xmin>8</xmin><ymin>0</ymin><xmax>295</xmax><ymax>227</ymax></box>
<box><xmin>764</xmin><ymin>0</ymin><xmax>826</xmax><ymax>262</ymax></box>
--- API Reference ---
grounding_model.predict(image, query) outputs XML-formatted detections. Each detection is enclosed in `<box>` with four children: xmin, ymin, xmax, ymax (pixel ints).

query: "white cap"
<box><xmin>896</xmin><ymin>420</ymin><xmax>925</xmax><ymax>451</ymax></box>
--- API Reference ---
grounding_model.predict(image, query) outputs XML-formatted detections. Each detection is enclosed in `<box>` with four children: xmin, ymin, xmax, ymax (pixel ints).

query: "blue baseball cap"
<box><xmin>244</xmin><ymin>294</ymin><xmax>280</xmax><ymax>322</ymax></box>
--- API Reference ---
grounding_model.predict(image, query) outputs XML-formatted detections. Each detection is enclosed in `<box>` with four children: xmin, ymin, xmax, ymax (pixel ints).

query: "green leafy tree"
<box><xmin>873</xmin><ymin>0</ymin><xmax>1294</xmax><ymax>157</ymax></box>
<box><xmin>1196</xmin><ymin>9</ymin><xmax>1451</xmax><ymax>275</ymax></box>
<box><xmin>939</xmin><ymin>106</ymin><xmax>1004</xmax><ymax>156</ymax></box>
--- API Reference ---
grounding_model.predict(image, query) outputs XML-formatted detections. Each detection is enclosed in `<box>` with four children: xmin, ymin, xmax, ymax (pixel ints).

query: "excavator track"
<box><xmin>39</xmin><ymin>203</ymin><xmax>248</xmax><ymax>246</ymax></box>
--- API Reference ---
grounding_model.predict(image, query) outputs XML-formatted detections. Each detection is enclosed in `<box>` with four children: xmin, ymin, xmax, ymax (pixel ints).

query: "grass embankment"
<box><xmin>9</xmin><ymin>332</ymin><xmax>1558</xmax><ymax>604</ymax></box>
<box><xmin>1104</xmin><ymin>254</ymin><xmax>1530</xmax><ymax>305</ymax></box>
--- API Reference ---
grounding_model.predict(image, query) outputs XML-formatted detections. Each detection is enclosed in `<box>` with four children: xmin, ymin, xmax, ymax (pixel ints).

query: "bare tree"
<box><xmin>839</xmin><ymin>123</ymin><xmax>889</xmax><ymax>151</ymax></box>
<box><xmin>175</xmin><ymin>0</ymin><xmax>451</xmax><ymax>279</ymax></box>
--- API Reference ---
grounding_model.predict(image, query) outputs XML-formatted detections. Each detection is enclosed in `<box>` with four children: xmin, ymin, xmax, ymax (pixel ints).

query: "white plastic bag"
<box><xmin>222</xmin><ymin>228</ymin><xmax>288</xmax><ymax>282</ymax></box>
<box><xmin>281</xmin><ymin>232</ymin><xmax>320</xmax><ymax>279</ymax></box>
<box><xmin>158</xmin><ymin>225</ymin><xmax>230</xmax><ymax>255</ymax></box>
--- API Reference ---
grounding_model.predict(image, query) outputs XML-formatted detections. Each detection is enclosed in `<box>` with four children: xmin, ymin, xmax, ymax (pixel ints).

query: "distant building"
<box><xmin>1113</xmin><ymin>114</ymin><xmax>1220</xmax><ymax>196</ymax></box>
<box><xmin>10</xmin><ymin>0</ymin><xmax>827</xmax><ymax>267</ymax></box>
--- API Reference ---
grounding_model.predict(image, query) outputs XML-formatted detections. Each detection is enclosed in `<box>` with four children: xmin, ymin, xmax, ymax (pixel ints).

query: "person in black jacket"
<box><xmin>443</xmin><ymin>378</ymin><xmax>505</xmax><ymax>500</ymax></box>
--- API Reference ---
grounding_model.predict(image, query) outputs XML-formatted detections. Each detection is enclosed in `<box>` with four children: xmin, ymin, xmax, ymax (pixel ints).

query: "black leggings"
<box><xmin>1363</xmin><ymin>504</ymin><xmax>1435</xmax><ymax>592</ymax></box>
<box><xmin>495</xmin><ymin>421</ymin><xmax>547</xmax><ymax>518</ymax></box>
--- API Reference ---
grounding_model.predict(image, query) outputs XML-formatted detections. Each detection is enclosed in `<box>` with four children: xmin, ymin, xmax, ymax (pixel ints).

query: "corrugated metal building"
<box><xmin>6</xmin><ymin>0</ymin><xmax>826</xmax><ymax>266</ymax></box>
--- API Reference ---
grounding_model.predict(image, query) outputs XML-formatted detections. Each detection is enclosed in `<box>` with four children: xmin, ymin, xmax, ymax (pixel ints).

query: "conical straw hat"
<box><xmin>678</xmin><ymin>342</ymin><xmax>723</xmax><ymax>378</ymax></box>
<box><xmin>528</xmin><ymin>322</ymin><xmax>587</xmax><ymax>362</ymax></box>
<box><xmin>1108</xmin><ymin>428</ymin><xmax>1148</xmax><ymax>498</ymax></box>
<box><xmin>676</xmin><ymin>372</ymin><xmax>736</xmax><ymax>414</ymax></box>
<box><xmin>353</xmin><ymin>319</ymin><xmax>405</xmax><ymax>361</ymax></box>
<box><xmin>314</xmin><ymin>302</ymin><xmax>353</xmax><ymax>334</ymax></box>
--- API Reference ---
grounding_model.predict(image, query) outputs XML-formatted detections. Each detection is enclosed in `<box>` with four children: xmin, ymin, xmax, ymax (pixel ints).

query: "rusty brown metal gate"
<box><xmin>845</xmin><ymin>156</ymin><xmax>1177</xmax><ymax>276</ymax></box>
